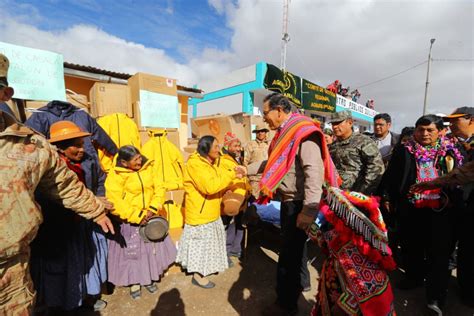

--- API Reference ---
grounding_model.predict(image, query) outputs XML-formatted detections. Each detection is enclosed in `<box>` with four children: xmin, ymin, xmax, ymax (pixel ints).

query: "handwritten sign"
<box><xmin>0</xmin><ymin>42</ymin><xmax>66</xmax><ymax>101</ymax></box>
<box><xmin>264</xmin><ymin>63</ymin><xmax>302</xmax><ymax>107</ymax></box>
<box><xmin>302</xmin><ymin>79</ymin><xmax>336</xmax><ymax>112</ymax></box>
<box><xmin>139</xmin><ymin>90</ymin><xmax>180</xmax><ymax>128</ymax></box>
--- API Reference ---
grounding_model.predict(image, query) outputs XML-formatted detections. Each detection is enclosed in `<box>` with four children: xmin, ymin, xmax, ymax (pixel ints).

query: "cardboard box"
<box><xmin>128</xmin><ymin>73</ymin><xmax>179</xmax><ymax>129</ymax></box>
<box><xmin>166</xmin><ymin>129</ymin><xmax>180</xmax><ymax>149</ymax></box>
<box><xmin>128</xmin><ymin>72</ymin><xmax>177</xmax><ymax>102</ymax></box>
<box><xmin>139</xmin><ymin>129</ymin><xmax>150</xmax><ymax>147</ymax></box>
<box><xmin>24</xmin><ymin>100</ymin><xmax>48</xmax><ymax>119</ymax></box>
<box><xmin>183</xmin><ymin>142</ymin><xmax>197</xmax><ymax>154</ymax></box>
<box><xmin>190</xmin><ymin>112</ymin><xmax>252</xmax><ymax>146</ymax></box>
<box><xmin>66</xmin><ymin>93</ymin><xmax>89</xmax><ymax>111</ymax></box>
<box><xmin>165</xmin><ymin>190</ymin><xmax>185</xmax><ymax>207</ymax></box>
<box><xmin>89</xmin><ymin>82</ymin><xmax>132</xmax><ymax>118</ymax></box>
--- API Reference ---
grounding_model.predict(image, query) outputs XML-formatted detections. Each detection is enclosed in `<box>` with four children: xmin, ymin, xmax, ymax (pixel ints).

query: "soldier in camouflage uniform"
<box><xmin>243</xmin><ymin>123</ymin><xmax>270</xmax><ymax>199</ymax></box>
<box><xmin>0</xmin><ymin>53</ymin><xmax>115</xmax><ymax>316</ymax></box>
<box><xmin>329</xmin><ymin>110</ymin><xmax>384</xmax><ymax>195</ymax></box>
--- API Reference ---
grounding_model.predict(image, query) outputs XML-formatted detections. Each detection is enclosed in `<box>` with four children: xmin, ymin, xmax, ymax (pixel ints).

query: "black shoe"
<box><xmin>397</xmin><ymin>278</ymin><xmax>423</xmax><ymax>290</ymax></box>
<box><xmin>426</xmin><ymin>300</ymin><xmax>443</xmax><ymax>316</ymax></box>
<box><xmin>229</xmin><ymin>251</ymin><xmax>241</xmax><ymax>258</ymax></box>
<box><xmin>191</xmin><ymin>277</ymin><xmax>215</xmax><ymax>289</ymax></box>
<box><xmin>460</xmin><ymin>293</ymin><xmax>474</xmax><ymax>308</ymax></box>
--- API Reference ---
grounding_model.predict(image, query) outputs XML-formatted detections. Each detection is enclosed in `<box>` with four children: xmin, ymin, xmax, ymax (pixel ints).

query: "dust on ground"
<box><xmin>76</xmin><ymin>224</ymin><xmax>474</xmax><ymax>316</ymax></box>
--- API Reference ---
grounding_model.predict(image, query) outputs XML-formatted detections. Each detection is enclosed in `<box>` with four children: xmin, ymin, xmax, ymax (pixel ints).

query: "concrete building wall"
<box><xmin>198</xmin><ymin>65</ymin><xmax>257</xmax><ymax>93</ymax></box>
<box><xmin>196</xmin><ymin>93</ymin><xmax>243</xmax><ymax>117</ymax></box>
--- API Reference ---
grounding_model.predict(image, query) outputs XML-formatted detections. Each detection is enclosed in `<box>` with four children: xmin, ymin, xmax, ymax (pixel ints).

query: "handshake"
<box><xmin>234</xmin><ymin>165</ymin><xmax>247</xmax><ymax>179</ymax></box>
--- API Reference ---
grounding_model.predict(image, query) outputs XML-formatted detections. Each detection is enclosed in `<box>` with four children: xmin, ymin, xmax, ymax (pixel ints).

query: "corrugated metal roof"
<box><xmin>64</xmin><ymin>62</ymin><xmax>202</xmax><ymax>93</ymax></box>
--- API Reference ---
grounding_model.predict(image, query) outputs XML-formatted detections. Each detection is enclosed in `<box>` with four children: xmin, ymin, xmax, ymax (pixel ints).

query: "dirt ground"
<box><xmin>76</xmin><ymin>224</ymin><xmax>474</xmax><ymax>316</ymax></box>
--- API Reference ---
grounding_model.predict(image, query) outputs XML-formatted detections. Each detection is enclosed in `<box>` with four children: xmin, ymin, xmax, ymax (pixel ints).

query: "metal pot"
<box><xmin>139</xmin><ymin>216</ymin><xmax>169</xmax><ymax>242</ymax></box>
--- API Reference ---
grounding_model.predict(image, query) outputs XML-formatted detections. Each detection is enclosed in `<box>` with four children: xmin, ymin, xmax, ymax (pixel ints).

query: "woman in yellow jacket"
<box><xmin>105</xmin><ymin>145</ymin><xmax>176</xmax><ymax>299</ymax></box>
<box><xmin>176</xmin><ymin>136</ymin><xmax>245</xmax><ymax>289</ymax></box>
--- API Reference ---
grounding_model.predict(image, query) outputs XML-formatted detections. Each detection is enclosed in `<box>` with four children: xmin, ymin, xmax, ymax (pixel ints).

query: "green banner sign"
<box><xmin>0</xmin><ymin>42</ymin><xmax>66</xmax><ymax>101</ymax></box>
<box><xmin>264</xmin><ymin>63</ymin><xmax>302</xmax><ymax>107</ymax></box>
<box><xmin>302</xmin><ymin>79</ymin><xmax>336</xmax><ymax>112</ymax></box>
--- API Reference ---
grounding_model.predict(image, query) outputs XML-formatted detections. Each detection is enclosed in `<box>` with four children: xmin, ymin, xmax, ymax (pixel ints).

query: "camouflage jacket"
<box><xmin>0</xmin><ymin>114</ymin><xmax>106</xmax><ymax>260</ymax></box>
<box><xmin>329</xmin><ymin>133</ymin><xmax>384</xmax><ymax>194</ymax></box>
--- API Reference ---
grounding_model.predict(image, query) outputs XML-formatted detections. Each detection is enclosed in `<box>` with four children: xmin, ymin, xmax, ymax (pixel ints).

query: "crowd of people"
<box><xmin>326</xmin><ymin>80</ymin><xmax>374</xmax><ymax>108</ymax></box>
<box><xmin>1</xmin><ymin>50</ymin><xmax>473</xmax><ymax>316</ymax></box>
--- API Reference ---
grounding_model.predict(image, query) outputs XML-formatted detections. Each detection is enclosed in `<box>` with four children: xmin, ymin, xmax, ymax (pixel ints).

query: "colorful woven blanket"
<box><xmin>258</xmin><ymin>113</ymin><xmax>340</xmax><ymax>203</ymax></box>
<box><xmin>311</xmin><ymin>186</ymin><xmax>396</xmax><ymax>316</ymax></box>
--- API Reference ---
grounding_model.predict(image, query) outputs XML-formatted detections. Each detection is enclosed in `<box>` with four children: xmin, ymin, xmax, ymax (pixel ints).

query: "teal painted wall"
<box><xmin>189</xmin><ymin>62</ymin><xmax>267</xmax><ymax>117</ymax></box>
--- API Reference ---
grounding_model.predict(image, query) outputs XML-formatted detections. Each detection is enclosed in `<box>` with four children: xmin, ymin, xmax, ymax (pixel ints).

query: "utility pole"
<box><xmin>280</xmin><ymin>0</ymin><xmax>290</xmax><ymax>71</ymax></box>
<box><xmin>423</xmin><ymin>38</ymin><xmax>436</xmax><ymax>115</ymax></box>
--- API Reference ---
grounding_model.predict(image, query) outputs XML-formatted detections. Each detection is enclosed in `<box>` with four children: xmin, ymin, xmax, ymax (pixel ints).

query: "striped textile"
<box><xmin>258</xmin><ymin>113</ymin><xmax>340</xmax><ymax>202</ymax></box>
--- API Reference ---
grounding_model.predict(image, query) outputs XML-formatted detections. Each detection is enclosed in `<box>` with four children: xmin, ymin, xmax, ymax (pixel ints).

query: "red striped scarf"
<box><xmin>258</xmin><ymin>113</ymin><xmax>340</xmax><ymax>203</ymax></box>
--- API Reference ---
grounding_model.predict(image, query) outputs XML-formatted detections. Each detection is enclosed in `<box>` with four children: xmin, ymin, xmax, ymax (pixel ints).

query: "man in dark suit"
<box><xmin>372</xmin><ymin>113</ymin><xmax>400</xmax><ymax>166</ymax></box>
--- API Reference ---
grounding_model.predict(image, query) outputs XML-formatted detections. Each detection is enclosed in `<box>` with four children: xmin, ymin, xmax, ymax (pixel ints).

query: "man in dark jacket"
<box><xmin>379</xmin><ymin>114</ymin><xmax>464</xmax><ymax>314</ymax></box>
<box><xmin>372</xmin><ymin>113</ymin><xmax>400</xmax><ymax>166</ymax></box>
<box><xmin>26</xmin><ymin>100</ymin><xmax>117</xmax><ymax>159</ymax></box>
<box><xmin>414</xmin><ymin>107</ymin><xmax>474</xmax><ymax>308</ymax></box>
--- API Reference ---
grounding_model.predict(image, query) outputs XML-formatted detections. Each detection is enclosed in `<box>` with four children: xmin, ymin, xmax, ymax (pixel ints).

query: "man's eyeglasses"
<box><xmin>262</xmin><ymin>108</ymin><xmax>278</xmax><ymax>117</ymax></box>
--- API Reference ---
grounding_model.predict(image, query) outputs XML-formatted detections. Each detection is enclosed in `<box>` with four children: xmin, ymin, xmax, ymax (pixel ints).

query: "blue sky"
<box><xmin>10</xmin><ymin>0</ymin><xmax>233</xmax><ymax>63</ymax></box>
<box><xmin>2</xmin><ymin>0</ymin><xmax>472</xmax><ymax>130</ymax></box>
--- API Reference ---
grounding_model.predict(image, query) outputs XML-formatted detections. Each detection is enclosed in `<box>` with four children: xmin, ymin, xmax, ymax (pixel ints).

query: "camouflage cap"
<box><xmin>329</xmin><ymin>110</ymin><xmax>352</xmax><ymax>123</ymax></box>
<box><xmin>323</xmin><ymin>128</ymin><xmax>333</xmax><ymax>136</ymax></box>
<box><xmin>0</xmin><ymin>53</ymin><xmax>9</xmax><ymax>88</ymax></box>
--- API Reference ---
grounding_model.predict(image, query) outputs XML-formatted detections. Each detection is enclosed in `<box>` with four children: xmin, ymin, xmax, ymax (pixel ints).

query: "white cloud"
<box><xmin>207</xmin><ymin>0</ymin><xmax>226</xmax><ymax>15</ymax></box>
<box><xmin>0</xmin><ymin>17</ymin><xmax>198</xmax><ymax>85</ymax></box>
<box><xmin>1</xmin><ymin>0</ymin><xmax>472</xmax><ymax>131</ymax></box>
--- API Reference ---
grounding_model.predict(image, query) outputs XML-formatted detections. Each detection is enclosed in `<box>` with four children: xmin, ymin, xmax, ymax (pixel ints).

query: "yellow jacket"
<box><xmin>97</xmin><ymin>113</ymin><xmax>141</xmax><ymax>172</ymax></box>
<box><xmin>219</xmin><ymin>151</ymin><xmax>251</xmax><ymax>197</ymax></box>
<box><xmin>184</xmin><ymin>152</ymin><xmax>236</xmax><ymax>226</ymax></box>
<box><xmin>105</xmin><ymin>157</ymin><xmax>165</xmax><ymax>224</ymax></box>
<box><xmin>141</xmin><ymin>130</ymin><xmax>184</xmax><ymax>191</ymax></box>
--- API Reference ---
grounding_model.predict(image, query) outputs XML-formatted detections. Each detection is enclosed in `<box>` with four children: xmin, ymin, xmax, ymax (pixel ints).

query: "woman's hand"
<box><xmin>140</xmin><ymin>210</ymin><xmax>156</xmax><ymax>225</ymax></box>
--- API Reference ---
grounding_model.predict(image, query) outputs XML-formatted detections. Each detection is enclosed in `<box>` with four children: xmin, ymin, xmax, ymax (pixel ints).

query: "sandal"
<box><xmin>144</xmin><ymin>283</ymin><xmax>158</xmax><ymax>294</ymax></box>
<box><xmin>130</xmin><ymin>285</ymin><xmax>141</xmax><ymax>300</ymax></box>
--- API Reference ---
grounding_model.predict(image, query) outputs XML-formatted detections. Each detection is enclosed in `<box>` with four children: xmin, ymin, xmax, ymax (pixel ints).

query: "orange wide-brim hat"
<box><xmin>49</xmin><ymin>120</ymin><xmax>91</xmax><ymax>143</ymax></box>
